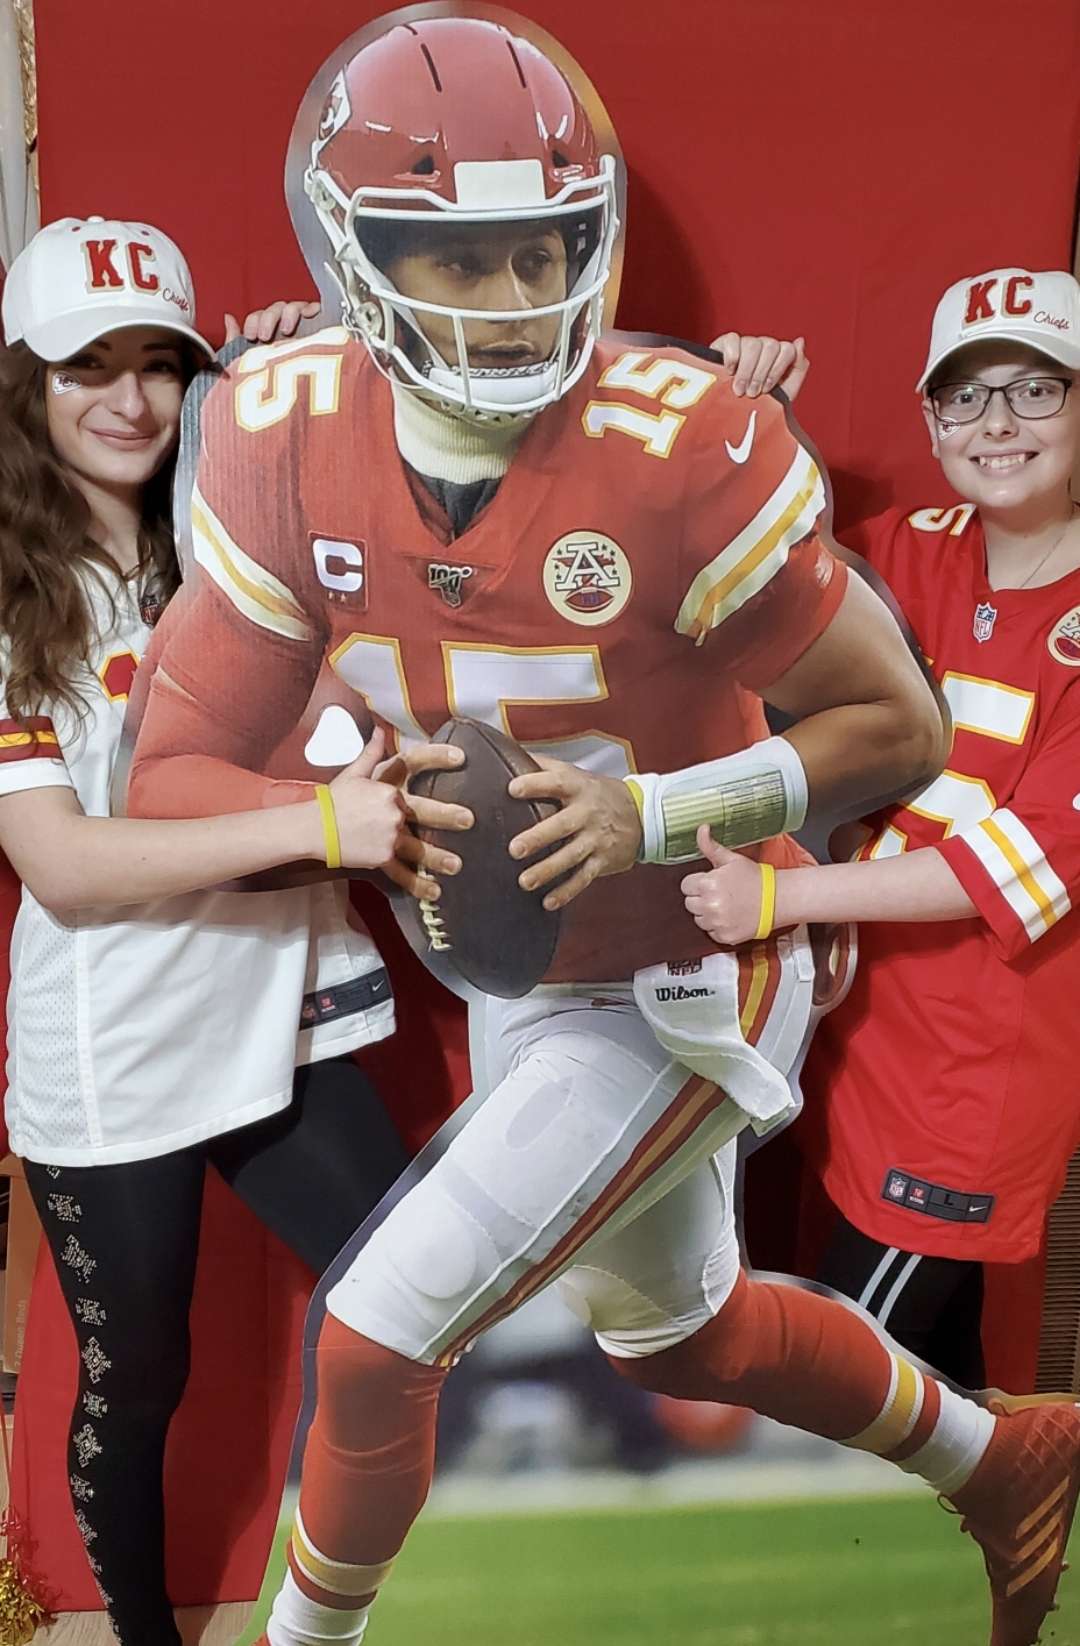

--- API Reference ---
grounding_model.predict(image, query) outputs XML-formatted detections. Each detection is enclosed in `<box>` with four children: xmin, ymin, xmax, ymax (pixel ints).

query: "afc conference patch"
<box><xmin>542</xmin><ymin>531</ymin><xmax>632</xmax><ymax>626</ymax></box>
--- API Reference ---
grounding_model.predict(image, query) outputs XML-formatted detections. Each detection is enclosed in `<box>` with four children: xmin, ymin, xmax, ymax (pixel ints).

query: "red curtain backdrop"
<box><xmin>14</xmin><ymin>0</ymin><xmax>1080</xmax><ymax>1609</ymax></box>
<box><xmin>33</xmin><ymin>0</ymin><xmax>1080</xmax><ymax>528</ymax></box>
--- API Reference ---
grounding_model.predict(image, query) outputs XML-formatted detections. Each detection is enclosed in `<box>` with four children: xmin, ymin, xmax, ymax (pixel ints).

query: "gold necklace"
<box><xmin>995</xmin><ymin>505</ymin><xmax>1080</xmax><ymax>591</ymax></box>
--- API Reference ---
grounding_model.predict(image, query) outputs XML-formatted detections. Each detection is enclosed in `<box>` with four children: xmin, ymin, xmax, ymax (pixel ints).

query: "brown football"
<box><xmin>397</xmin><ymin>718</ymin><xmax>562</xmax><ymax>998</ymax></box>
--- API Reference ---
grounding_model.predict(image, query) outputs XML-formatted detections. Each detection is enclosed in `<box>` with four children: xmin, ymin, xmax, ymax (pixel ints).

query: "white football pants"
<box><xmin>326</xmin><ymin>924</ymin><xmax>853</xmax><ymax>1365</ymax></box>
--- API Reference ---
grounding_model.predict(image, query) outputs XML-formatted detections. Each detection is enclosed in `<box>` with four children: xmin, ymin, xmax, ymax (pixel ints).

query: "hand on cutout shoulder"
<box><xmin>223</xmin><ymin>300</ymin><xmax>322</xmax><ymax>345</ymax></box>
<box><xmin>709</xmin><ymin>332</ymin><xmax>809</xmax><ymax>402</ymax></box>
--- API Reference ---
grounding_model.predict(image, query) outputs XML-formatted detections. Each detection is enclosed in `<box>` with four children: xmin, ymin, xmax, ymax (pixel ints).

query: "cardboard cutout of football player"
<box><xmin>119</xmin><ymin>9</ymin><xmax>1080</xmax><ymax>1646</ymax></box>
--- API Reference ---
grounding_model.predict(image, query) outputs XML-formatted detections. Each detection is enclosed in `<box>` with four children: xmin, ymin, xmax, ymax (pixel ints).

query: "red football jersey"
<box><xmin>131</xmin><ymin>329</ymin><xmax>846</xmax><ymax>981</ymax></box>
<box><xmin>805</xmin><ymin>503</ymin><xmax>1080</xmax><ymax>1260</ymax></box>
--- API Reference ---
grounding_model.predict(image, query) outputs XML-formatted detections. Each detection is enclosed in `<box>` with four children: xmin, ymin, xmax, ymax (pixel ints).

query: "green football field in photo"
<box><xmin>249</xmin><ymin>1492</ymin><xmax>1080</xmax><ymax>1646</ymax></box>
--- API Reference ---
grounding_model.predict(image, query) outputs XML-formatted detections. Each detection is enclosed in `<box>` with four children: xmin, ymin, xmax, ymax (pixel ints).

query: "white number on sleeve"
<box><xmin>864</xmin><ymin>673</ymin><xmax>1034</xmax><ymax>858</ymax></box>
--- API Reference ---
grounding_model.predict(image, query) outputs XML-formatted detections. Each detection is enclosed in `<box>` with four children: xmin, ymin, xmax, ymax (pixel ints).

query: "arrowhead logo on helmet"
<box><xmin>301</xmin><ymin>16</ymin><xmax>620</xmax><ymax>423</ymax></box>
<box><xmin>316</xmin><ymin>70</ymin><xmax>351</xmax><ymax>144</ymax></box>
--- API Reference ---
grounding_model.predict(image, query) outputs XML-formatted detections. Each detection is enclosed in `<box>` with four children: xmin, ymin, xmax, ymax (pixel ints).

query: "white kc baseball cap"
<box><xmin>918</xmin><ymin>267</ymin><xmax>1080</xmax><ymax>390</ymax></box>
<box><xmin>2</xmin><ymin>216</ymin><xmax>215</xmax><ymax>361</ymax></box>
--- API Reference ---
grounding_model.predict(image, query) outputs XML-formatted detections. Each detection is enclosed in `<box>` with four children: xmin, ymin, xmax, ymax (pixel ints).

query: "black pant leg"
<box><xmin>26</xmin><ymin>1153</ymin><xmax>206</xmax><ymax>1646</ymax></box>
<box><xmin>209</xmin><ymin>1057</ymin><xmax>410</xmax><ymax>1275</ymax></box>
<box><xmin>816</xmin><ymin>1205</ymin><xmax>986</xmax><ymax>1389</ymax></box>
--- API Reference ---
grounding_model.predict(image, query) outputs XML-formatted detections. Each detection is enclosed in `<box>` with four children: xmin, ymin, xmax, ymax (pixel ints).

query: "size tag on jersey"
<box><xmin>882</xmin><ymin>1168</ymin><xmax>994</xmax><ymax>1223</ymax></box>
<box><xmin>298</xmin><ymin>967</ymin><xmax>391</xmax><ymax>1029</ymax></box>
<box><xmin>311</xmin><ymin>535</ymin><xmax>367</xmax><ymax>609</ymax></box>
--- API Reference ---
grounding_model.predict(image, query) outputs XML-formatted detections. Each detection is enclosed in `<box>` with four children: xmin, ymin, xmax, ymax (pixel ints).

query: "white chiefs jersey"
<box><xmin>0</xmin><ymin>570</ymin><xmax>393</xmax><ymax>1166</ymax></box>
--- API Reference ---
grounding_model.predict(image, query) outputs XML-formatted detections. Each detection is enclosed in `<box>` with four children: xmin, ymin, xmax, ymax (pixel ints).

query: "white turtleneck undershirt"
<box><xmin>391</xmin><ymin>380</ymin><xmax>533</xmax><ymax>486</ymax></box>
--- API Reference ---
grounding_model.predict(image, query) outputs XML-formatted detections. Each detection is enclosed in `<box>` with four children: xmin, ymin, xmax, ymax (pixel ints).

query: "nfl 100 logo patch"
<box><xmin>973</xmin><ymin>601</ymin><xmax>997</xmax><ymax>643</ymax></box>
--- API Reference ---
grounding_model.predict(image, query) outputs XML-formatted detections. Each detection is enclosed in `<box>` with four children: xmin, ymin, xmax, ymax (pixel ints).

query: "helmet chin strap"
<box><xmin>424</xmin><ymin>358</ymin><xmax>560</xmax><ymax>419</ymax></box>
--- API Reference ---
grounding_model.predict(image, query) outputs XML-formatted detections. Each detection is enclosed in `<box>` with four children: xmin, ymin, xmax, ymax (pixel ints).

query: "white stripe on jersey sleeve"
<box><xmin>191</xmin><ymin>484</ymin><xmax>313</xmax><ymax>643</ymax></box>
<box><xmin>0</xmin><ymin>760</ymin><xmax>72</xmax><ymax>798</ymax></box>
<box><xmin>675</xmin><ymin>444</ymin><xmax>826</xmax><ymax>641</ymax></box>
<box><xmin>960</xmin><ymin>806</ymin><xmax>1070</xmax><ymax>943</ymax></box>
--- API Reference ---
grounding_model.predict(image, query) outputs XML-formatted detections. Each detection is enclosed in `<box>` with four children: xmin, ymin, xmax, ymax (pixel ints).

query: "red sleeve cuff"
<box><xmin>935</xmin><ymin>834</ymin><xmax>1029</xmax><ymax>962</ymax></box>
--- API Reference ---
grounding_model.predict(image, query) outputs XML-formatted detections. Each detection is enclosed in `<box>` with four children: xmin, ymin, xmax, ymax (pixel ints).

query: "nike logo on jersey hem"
<box><xmin>725</xmin><ymin>410</ymin><xmax>757</xmax><ymax>465</ymax></box>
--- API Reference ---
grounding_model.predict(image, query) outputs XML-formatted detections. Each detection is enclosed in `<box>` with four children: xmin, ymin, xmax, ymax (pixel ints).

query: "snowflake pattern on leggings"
<box><xmin>80</xmin><ymin>1336</ymin><xmax>111</xmax><ymax>1383</ymax></box>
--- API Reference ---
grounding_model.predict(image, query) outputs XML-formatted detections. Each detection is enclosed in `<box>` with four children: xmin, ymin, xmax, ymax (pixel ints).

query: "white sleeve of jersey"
<box><xmin>0</xmin><ymin>678</ymin><xmax>73</xmax><ymax>799</ymax></box>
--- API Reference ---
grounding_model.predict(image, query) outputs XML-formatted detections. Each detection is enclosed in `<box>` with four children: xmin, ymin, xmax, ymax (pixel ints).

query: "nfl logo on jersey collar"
<box><xmin>973</xmin><ymin>601</ymin><xmax>998</xmax><ymax>643</ymax></box>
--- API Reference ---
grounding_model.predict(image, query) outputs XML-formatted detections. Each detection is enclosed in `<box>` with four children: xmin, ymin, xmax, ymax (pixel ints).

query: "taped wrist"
<box><xmin>624</xmin><ymin>737</ymin><xmax>808</xmax><ymax>863</ymax></box>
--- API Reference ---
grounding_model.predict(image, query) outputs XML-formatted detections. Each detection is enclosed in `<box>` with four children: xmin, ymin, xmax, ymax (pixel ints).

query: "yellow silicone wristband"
<box><xmin>314</xmin><ymin>784</ymin><xmax>342</xmax><ymax>871</ymax></box>
<box><xmin>623</xmin><ymin>776</ymin><xmax>645</xmax><ymax>820</ymax></box>
<box><xmin>754</xmin><ymin>861</ymin><xmax>776</xmax><ymax>941</ymax></box>
<box><xmin>623</xmin><ymin>776</ymin><xmax>647</xmax><ymax>862</ymax></box>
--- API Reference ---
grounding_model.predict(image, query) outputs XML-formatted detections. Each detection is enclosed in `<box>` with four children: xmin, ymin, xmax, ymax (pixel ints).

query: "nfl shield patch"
<box><xmin>973</xmin><ymin>601</ymin><xmax>997</xmax><ymax>643</ymax></box>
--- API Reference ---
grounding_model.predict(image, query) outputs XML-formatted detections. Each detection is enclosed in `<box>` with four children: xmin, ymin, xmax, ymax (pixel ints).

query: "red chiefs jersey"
<box><xmin>130</xmin><ymin>329</ymin><xmax>845</xmax><ymax>981</ymax></box>
<box><xmin>804</xmin><ymin>503</ymin><xmax>1080</xmax><ymax>1260</ymax></box>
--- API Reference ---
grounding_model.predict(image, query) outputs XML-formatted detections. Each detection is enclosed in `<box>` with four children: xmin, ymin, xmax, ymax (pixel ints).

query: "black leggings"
<box><xmin>25</xmin><ymin>1056</ymin><xmax>410</xmax><ymax>1646</ymax></box>
<box><xmin>816</xmin><ymin>1205</ymin><xmax>986</xmax><ymax>1390</ymax></box>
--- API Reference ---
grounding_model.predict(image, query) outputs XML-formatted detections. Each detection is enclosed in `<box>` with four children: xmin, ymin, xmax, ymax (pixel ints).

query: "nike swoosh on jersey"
<box><xmin>725</xmin><ymin>410</ymin><xmax>757</xmax><ymax>465</ymax></box>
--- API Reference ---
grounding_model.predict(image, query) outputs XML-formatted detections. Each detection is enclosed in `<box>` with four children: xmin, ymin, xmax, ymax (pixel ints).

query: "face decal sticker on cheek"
<box><xmin>936</xmin><ymin>418</ymin><xmax>959</xmax><ymax>439</ymax></box>
<box><xmin>51</xmin><ymin>371</ymin><xmax>81</xmax><ymax>395</ymax></box>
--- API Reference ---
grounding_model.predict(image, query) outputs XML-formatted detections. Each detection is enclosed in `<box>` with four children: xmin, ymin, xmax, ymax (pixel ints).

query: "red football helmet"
<box><xmin>305</xmin><ymin>17</ymin><xmax>618</xmax><ymax>420</ymax></box>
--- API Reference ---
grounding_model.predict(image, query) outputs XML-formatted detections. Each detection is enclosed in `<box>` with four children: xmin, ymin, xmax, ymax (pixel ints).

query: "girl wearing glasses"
<box><xmin>698</xmin><ymin>269</ymin><xmax>1080</xmax><ymax>1387</ymax></box>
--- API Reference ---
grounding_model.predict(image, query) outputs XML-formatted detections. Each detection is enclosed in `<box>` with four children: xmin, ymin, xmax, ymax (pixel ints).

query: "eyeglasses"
<box><xmin>929</xmin><ymin>376</ymin><xmax>1073</xmax><ymax>425</ymax></box>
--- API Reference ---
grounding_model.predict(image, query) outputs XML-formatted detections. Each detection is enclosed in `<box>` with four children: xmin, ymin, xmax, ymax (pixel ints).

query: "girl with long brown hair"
<box><xmin>0</xmin><ymin>216</ymin><xmax>460</xmax><ymax>1646</ymax></box>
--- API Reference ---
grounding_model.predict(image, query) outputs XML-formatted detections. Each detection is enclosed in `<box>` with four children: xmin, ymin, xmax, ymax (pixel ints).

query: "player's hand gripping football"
<box><xmin>506</xmin><ymin>757</ymin><xmax>643</xmax><ymax>910</ymax></box>
<box><xmin>710</xmin><ymin>332</ymin><xmax>810</xmax><ymax>401</ymax></box>
<box><xmin>681</xmin><ymin>825</ymin><xmax>771</xmax><ymax>945</ymax></box>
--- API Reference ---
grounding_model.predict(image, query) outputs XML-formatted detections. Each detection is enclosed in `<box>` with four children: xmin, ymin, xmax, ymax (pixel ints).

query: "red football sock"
<box><xmin>289</xmin><ymin>1314</ymin><xmax>446</xmax><ymax>1608</ymax></box>
<box><xmin>609</xmin><ymin>1268</ymin><xmax>891</xmax><ymax>1441</ymax></box>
